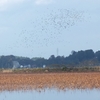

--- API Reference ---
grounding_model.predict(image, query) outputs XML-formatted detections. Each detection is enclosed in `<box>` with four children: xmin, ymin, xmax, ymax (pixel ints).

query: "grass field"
<box><xmin>1</xmin><ymin>67</ymin><xmax>100</xmax><ymax>74</ymax></box>
<box><xmin>0</xmin><ymin>72</ymin><xmax>100</xmax><ymax>91</ymax></box>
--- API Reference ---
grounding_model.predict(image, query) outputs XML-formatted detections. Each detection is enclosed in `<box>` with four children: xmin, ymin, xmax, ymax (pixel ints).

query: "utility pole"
<box><xmin>57</xmin><ymin>48</ymin><xmax>59</xmax><ymax>57</ymax></box>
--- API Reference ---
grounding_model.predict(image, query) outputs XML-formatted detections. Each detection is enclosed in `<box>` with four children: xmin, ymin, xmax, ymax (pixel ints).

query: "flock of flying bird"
<box><xmin>21</xmin><ymin>9</ymin><xmax>84</xmax><ymax>44</ymax></box>
<box><xmin>6</xmin><ymin>8</ymin><xmax>85</xmax><ymax>57</ymax></box>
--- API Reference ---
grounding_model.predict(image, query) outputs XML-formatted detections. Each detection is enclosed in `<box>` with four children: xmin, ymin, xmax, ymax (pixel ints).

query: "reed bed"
<box><xmin>0</xmin><ymin>73</ymin><xmax>100</xmax><ymax>91</ymax></box>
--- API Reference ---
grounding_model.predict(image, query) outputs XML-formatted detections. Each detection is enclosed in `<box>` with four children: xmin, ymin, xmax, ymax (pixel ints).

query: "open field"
<box><xmin>0</xmin><ymin>72</ymin><xmax>100</xmax><ymax>91</ymax></box>
<box><xmin>1</xmin><ymin>67</ymin><xmax>100</xmax><ymax>74</ymax></box>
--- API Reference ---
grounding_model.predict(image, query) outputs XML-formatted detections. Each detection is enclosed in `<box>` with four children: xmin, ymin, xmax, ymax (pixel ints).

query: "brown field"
<box><xmin>0</xmin><ymin>72</ymin><xmax>100</xmax><ymax>91</ymax></box>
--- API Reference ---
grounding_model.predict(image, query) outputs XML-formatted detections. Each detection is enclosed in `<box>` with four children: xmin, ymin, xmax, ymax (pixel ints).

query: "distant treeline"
<box><xmin>0</xmin><ymin>49</ymin><xmax>100</xmax><ymax>68</ymax></box>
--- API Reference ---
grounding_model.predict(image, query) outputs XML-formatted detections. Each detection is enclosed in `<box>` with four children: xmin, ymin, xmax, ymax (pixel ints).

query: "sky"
<box><xmin>0</xmin><ymin>0</ymin><xmax>100</xmax><ymax>58</ymax></box>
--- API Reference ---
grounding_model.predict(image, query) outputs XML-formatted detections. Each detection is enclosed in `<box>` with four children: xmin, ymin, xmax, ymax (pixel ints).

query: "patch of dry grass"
<box><xmin>2</xmin><ymin>69</ymin><xmax>13</xmax><ymax>73</ymax></box>
<box><xmin>0</xmin><ymin>73</ymin><xmax>100</xmax><ymax>91</ymax></box>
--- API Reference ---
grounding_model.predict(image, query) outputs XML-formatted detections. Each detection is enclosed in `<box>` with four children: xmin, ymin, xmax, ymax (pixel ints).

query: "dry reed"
<box><xmin>0</xmin><ymin>72</ymin><xmax>100</xmax><ymax>91</ymax></box>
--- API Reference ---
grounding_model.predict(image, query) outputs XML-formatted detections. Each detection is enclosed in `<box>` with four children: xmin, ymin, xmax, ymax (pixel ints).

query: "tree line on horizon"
<box><xmin>0</xmin><ymin>49</ymin><xmax>100</xmax><ymax>68</ymax></box>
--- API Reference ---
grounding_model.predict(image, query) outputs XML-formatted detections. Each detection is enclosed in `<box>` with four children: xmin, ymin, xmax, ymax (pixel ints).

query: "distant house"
<box><xmin>23</xmin><ymin>64</ymin><xmax>31</xmax><ymax>68</ymax></box>
<box><xmin>13</xmin><ymin>61</ymin><xmax>20</xmax><ymax>69</ymax></box>
<box><xmin>43</xmin><ymin>65</ymin><xmax>46</xmax><ymax>68</ymax></box>
<box><xmin>20</xmin><ymin>65</ymin><xmax>24</xmax><ymax>68</ymax></box>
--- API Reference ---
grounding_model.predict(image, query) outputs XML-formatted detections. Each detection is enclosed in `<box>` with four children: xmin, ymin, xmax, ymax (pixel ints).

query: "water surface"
<box><xmin>0</xmin><ymin>89</ymin><xmax>100</xmax><ymax>100</ymax></box>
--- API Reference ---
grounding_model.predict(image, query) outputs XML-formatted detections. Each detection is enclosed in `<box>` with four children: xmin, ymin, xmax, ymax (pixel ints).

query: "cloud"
<box><xmin>35</xmin><ymin>0</ymin><xmax>53</xmax><ymax>5</ymax></box>
<box><xmin>0</xmin><ymin>0</ymin><xmax>54</xmax><ymax>10</ymax></box>
<box><xmin>0</xmin><ymin>0</ymin><xmax>24</xmax><ymax>11</ymax></box>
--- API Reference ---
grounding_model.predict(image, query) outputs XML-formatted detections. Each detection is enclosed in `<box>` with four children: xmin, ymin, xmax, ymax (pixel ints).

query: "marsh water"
<box><xmin>0</xmin><ymin>88</ymin><xmax>100</xmax><ymax>100</ymax></box>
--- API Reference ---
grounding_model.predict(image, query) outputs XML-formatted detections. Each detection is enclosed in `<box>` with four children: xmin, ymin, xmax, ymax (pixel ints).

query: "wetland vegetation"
<box><xmin>0</xmin><ymin>72</ymin><xmax>100</xmax><ymax>91</ymax></box>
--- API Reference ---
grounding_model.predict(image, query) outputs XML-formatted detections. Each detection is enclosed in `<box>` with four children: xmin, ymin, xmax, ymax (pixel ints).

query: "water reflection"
<box><xmin>0</xmin><ymin>89</ymin><xmax>100</xmax><ymax>100</ymax></box>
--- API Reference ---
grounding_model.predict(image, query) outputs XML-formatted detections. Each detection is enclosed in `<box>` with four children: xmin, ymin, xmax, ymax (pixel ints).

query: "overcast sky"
<box><xmin>0</xmin><ymin>0</ymin><xmax>100</xmax><ymax>58</ymax></box>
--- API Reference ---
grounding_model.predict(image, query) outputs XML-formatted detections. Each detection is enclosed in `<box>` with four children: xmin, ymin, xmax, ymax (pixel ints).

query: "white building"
<box><xmin>13</xmin><ymin>61</ymin><xmax>20</xmax><ymax>69</ymax></box>
<box><xmin>43</xmin><ymin>65</ymin><xmax>46</xmax><ymax>68</ymax></box>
